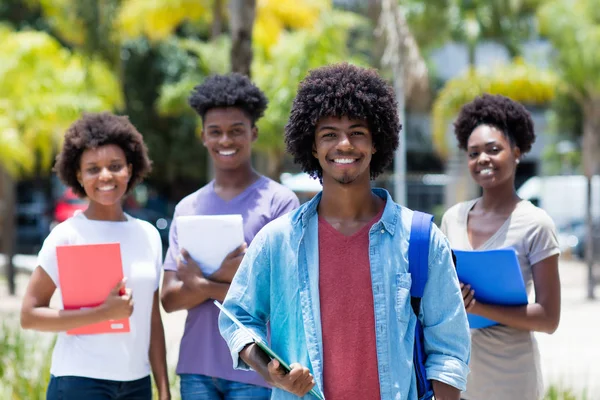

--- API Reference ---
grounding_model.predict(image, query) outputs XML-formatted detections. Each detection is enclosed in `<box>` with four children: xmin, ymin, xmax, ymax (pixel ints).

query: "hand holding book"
<box><xmin>99</xmin><ymin>279</ymin><xmax>134</xmax><ymax>321</ymax></box>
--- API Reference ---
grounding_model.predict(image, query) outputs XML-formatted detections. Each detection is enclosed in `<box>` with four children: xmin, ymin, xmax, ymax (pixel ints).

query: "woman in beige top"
<box><xmin>441</xmin><ymin>94</ymin><xmax>561</xmax><ymax>400</ymax></box>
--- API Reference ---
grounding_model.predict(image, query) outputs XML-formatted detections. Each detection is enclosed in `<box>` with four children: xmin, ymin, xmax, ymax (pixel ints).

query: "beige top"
<box><xmin>441</xmin><ymin>199</ymin><xmax>560</xmax><ymax>400</ymax></box>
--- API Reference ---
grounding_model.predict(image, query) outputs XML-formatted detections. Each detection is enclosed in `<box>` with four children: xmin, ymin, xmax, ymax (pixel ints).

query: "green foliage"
<box><xmin>120</xmin><ymin>37</ymin><xmax>209</xmax><ymax>196</ymax></box>
<box><xmin>538</xmin><ymin>0</ymin><xmax>600</xmax><ymax>102</ymax></box>
<box><xmin>544</xmin><ymin>384</ymin><xmax>589</xmax><ymax>400</ymax></box>
<box><xmin>253</xmin><ymin>10</ymin><xmax>368</xmax><ymax>157</ymax></box>
<box><xmin>0</xmin><ymin>25</ymin><xmax>123</xmax><ymax>177</ymax></box>
<box><xmin>152</xmin><ymin>9</ymin><xmax>367</xmax><ymax>178</ymax></box>
<box><xmin>117</xmin><ymin>0</ymin><xmax>212</xmax><ymax>42</ymax></box>
<box><xmin>0</xmin><ymin>0</ymin><xmax>367</xmax><ymax>190</ymax></box>
<box><xmin>539</xmin><ymin>0</ymin><xmax>600</xmax><ymax>178</ymax></box>
<box><xmin>431</xmin><ymin>59</ymin><xmax>557</xmax><ymax>158</ymax></box>
<box><xmin>156</xmin><ymin>36</ymin><xmax>230</xmax><ymax>117</ymax></box>
<box><xmin>404</xmin><ymin>0</ymin><xmax>545</xmax><ymax>57</ymax></box>
<box><xmin>0</xmin><ymin>320</ymin><xmax>55</xmax><ymax>400</ymax></box>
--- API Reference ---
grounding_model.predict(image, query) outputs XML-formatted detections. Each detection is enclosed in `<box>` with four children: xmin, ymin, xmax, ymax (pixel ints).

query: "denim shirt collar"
<box><xmin>290</xmin><ymin>187</ymin><xmax>399</xmax><ymax>235</ymax></box>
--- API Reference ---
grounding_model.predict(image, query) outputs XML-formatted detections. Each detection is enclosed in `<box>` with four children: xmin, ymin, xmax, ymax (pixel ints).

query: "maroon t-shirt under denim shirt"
<box><xmin>318</xmin><ymin>205</ymin><xmax>384</xmax><ymax>399</ymax></box>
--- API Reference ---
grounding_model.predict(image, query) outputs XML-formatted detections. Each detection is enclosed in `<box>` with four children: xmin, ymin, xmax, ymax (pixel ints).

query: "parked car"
<box><xmin>16</xmin><ymin>188</ymin><xmax>51</xmax><ymax>254</ymax></box>
<box><xmin>53</xmin><ymin>188</ymin><xmax>88</xmax><ymax>226</ymax></box>
<box><xmin>558</xmin><ymin>219</ymin><xmax>600</xmax><ymax>260</ymax></box>
<box><xmin>517</xmin><ymin>175</ymin><xmax>600</xmax><ymax>229</ymax></box>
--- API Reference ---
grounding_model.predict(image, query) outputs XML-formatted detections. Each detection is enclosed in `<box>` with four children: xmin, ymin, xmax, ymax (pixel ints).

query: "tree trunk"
<box><xmin>467</xmin><ymin>40</ymin><xmax>476</xmax><ymax>68</ymax></box>
<box><xmin>207</xmin><ymin>0</ymin><xmax>225</xmax><ymax>181</ymax></box>
<box><xmin>211</xmin><ymin>0</ymin><xmax>224</xmax><ymax>39</ymax></box>
<box><xmin>582</xmin><ymin>102</ymin><xmax>600</xmax><ymax>300</ymax></box>
<box><xmin>265</xmin><ymin>151</ymin><xmax>284</xmax><ymax>182</ymax></box>
<box><xmin>0</xmin><ymin>166</ymin><xmax>17</xmax><ymax>296</ymax></box>
<box><xmin>367</xmin><ymin>0</ymin><xmax>385</xmax><ymax>70</ymax></box>
<box><xmin>585</xmin><ymin>174</ymin><xmax>594</xmax><ymax>299</ymax></box>
<box><xmin>229</xmin><ymin>0</ymin><xmax>256</xmax><ymax>77</ymax></box>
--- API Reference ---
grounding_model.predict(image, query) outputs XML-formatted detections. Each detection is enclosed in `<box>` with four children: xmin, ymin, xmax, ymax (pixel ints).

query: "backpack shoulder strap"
<box><xmin>409</xmin><ymin>211</ymin><xmax>434</xmax><ymax>315</ymax></box>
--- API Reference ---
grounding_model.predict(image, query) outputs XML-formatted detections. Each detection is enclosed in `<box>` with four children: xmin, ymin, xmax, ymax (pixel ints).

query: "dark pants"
<box><xmin>46</xmin><ymin>375</ymin><xmax>152</xmax><ymax>400</ymax></box>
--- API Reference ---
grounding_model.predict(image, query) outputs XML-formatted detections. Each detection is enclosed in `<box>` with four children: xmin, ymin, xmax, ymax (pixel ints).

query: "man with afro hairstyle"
<box><xmin>219</xmin><ymin>63</ymin><xmax>470</xmax><ymax>400</ymax></box>
<box><xmin>161</xmin><ymin>73</ymin><xmax>299</xmax><ymax>400</ymax></box>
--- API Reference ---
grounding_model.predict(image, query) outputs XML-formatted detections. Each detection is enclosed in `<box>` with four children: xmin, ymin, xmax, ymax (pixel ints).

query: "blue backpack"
<box><xmin>408</xmin><ymin>211</ymin><xmax>435</xmax><ymax>400</ymax></box>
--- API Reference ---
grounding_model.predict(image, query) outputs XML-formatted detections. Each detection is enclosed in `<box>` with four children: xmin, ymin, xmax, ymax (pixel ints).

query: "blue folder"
<box><xmin>453</xmin><ymin>248</ymin><xmax>528</xmax><ymax>329</ymax></box>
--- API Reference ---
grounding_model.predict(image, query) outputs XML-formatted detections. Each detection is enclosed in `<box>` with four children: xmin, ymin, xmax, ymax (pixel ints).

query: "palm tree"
<box><xmin>539</xmin><ymin>0</ymin><xmax>600</xmax><ymax>299</ymax></box>
<box><xmin>374</xmin><ymin>0</ymin><xmax>431</xmax><ymax>204</ymax></box>
<box><xmin>229</xmin><ymin>0</ymin><xmax>256</xmax><ymax>77</ymax></box>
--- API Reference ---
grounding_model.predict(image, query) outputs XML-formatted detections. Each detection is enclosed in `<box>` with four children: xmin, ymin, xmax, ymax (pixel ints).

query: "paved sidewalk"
<box><xmin>2</xmin><ymin>255</ymin><xmax>599</xmax><ymax>397</ymax></box>
<box><xmin>536</xmin><ymin>258</ymin><xmax>600</xmax><ymax>397</ymax></box>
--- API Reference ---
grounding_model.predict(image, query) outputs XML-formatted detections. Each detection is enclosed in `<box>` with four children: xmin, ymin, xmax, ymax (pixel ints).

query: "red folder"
<box><xmin>56</xmin><ymin>243</ymin><xmax>130</xmax><ymax>335</ymax></box>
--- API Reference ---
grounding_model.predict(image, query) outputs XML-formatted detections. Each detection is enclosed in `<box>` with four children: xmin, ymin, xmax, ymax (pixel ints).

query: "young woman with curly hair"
<box><xmin>160</xmin><ymin>73</ymin><xmax>299</xmax><ymax>400</ymax></box>
<box><xmin>20</xmin><ymin>112</ymin><xmax>170</xmax><ymax>400</ymax></box>
<box><xmin>219</xmin><ymin>63</ymin><xmax>471</xmax><ymax>400</ymax></box>
<box><xmin>441</xmin><ymin>94</ymin><xmax>561</xmax><ymax>400</ymax></box>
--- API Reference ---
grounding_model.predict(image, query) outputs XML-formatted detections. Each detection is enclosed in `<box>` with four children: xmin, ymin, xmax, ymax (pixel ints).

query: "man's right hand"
<box><xmin>267</xmin><ymin>360</ymin><xmax>316</xmax><ymax>397</ymax></box>
<box><xmin>100</xmin><ymin>279</ymin><xmax>134</xmax><ymax>320</ymax></box>
<box><xmin>210</xmin><ymin>243</ymin><xmax>247</xmax><ymax>283</ymax></box>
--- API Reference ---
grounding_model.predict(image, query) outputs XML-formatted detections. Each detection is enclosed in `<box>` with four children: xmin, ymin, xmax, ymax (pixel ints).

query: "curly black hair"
<box><xmin>285</xmin><ymin>63</ymin><xmax>400</xmax><ymax>180</ymax></box>
<box><xmin>54</xmin><ymin>112</ymin><xmax>152</xmax><ymax>198</ymax></box>
<box><xmin>188</xmin><ymin>73</ymin><xmax>268</xmax><ymax>125</ymax></box>
<box><xmin>453</xmin><ymin>94</ymin><xmax>536</xmax><ymax>153</ymax></box>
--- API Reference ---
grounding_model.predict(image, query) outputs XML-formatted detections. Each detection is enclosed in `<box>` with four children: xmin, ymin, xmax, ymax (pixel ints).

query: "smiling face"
<box><xmin>312</xmin><ymin>115</ymin><xmax>375</xmax><ymax>185</ymax></box>
<box><xmin>467</xmin><ymin>124</ymin><xmax>521</xmax><ymax>190</ymax></box>
<box><xmin>76</xmin><ymin>144</ymin><xmax>132</xmax><ymax>207</ymax></box>
<box><xmin>201</xmin><ymin>107</ymin><xmax>256</xmax><ymax>172</ymax></box>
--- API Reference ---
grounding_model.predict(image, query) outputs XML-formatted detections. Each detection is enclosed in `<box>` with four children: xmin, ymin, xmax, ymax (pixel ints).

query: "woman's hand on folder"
<box><xmin>460</xmin><ymin>282</ymin><xmax>477</xmax><ymax>312</ymax></box>
<box><xmin>268</xmin><ymin>360</ymin><xmax>316</xmax><ymax>398</ymax></box>
<box><xmin>100</xmin><ymin>279</ymin><xmax>134</xmax><ymax>320</ymax></box>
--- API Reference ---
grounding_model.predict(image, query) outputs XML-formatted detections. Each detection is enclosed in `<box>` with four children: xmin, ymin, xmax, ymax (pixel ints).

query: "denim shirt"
<box><xmin>219</xmin><ymin>188</ymin><xmax>470</xmax><ymax>400</ymax></box>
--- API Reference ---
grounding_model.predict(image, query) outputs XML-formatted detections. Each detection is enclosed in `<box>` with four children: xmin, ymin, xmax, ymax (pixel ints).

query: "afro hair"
<box><xmin>54</xmin><ymin>112</ymin><xmax>152</xmax><ymax>198</ymax></box>
<box><xmin>188</xmin><ymin>73</ymin><xmax>268</xmax><ymax>125</ymax></box>
<box><xmin>453</xmin><ymin>94</ymin><xmax>536</xmax><ymax>154</ymax></box>
<box><xmin>285</xmin><ymin>63</ymin><xmax>400</xmax><ymax>180</ymax></box>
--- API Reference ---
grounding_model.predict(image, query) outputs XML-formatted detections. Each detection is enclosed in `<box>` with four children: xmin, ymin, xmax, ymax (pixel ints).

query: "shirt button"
<box><xmin>380</xmin><ymin>229</ymin><xmax>385</xmax><ymax>234</ymax></box>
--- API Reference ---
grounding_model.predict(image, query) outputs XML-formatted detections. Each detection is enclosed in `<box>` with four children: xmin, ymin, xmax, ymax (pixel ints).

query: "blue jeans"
<box><xmin>46</xmin><ymin>375</ymin><xmax>151</xmax><ymax>400</ymax></box>
<box><xmin>180</xmin><ymin>374</ymin><xmax>271</xmax><ymax>400</ymax></box>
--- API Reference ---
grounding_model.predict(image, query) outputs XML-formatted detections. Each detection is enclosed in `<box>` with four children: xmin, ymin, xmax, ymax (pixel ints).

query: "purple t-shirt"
<box><xmin>164</xmin><ymin>176</ymin><xmax>299</xmax><ymax>386</ymax></box>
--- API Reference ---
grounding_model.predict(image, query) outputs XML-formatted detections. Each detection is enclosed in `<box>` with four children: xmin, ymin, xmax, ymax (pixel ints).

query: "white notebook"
<box><xmin>176</xmin><ymin>214</ymin><xmax>244</xmax><ymax>275</ymax></box>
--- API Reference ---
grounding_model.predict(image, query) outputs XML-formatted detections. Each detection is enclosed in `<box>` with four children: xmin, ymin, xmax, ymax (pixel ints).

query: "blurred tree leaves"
<box><xmin>431</xmin><ymin>58</ymin><xmax>557</xmax><ymax>158</ymax></box>
<box><xmin>253</xmin><ymin>0</ymin><xmax>329</xmax><ymax>51</ymax></box>
<box><xmin>0</xmin><ymin>25</ymin><xmax>122</xmax><ymax>177</ymax></box>
<box><xmin>153</xmin><ymin>9</ymin><xmax>367</xmax><ymax>178</ymax></box>
<box><xmin>0</xmin><ymin>0</ymin><xmax>365</xmax><ymax>192</ymax></box>
<box><xmin>404</xmin><ymin>0</ymin><xmax>546</xmax><ymax>58</ymax></box>
<box><xmin>538</xmin><ymin>0</ymin><xmax>600</xmax><ymax>105</ymax></box>
<box><xmin>117</xmin><ymin>0</ymin><xmax>212</xmax><ymax>42</ymax></box>
<box><xmin>253</xmin><ymin>10</ymin><xmax>368</xmax><ymax>177</ymax></box>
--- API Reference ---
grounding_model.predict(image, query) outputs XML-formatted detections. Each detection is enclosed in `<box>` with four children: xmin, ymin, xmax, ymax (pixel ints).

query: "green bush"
<box><xmin>545</xmin><ymin>384</ymin><xmax>589</xmax><ymax>400</ymax></box>
<box><xmin>0</xmin><ymin>320</ymin><xmax>55</xmax><ymax>400</ymax></box>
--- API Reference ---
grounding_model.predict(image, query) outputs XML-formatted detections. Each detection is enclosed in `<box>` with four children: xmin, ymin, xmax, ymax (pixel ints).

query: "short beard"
<box><xmin>335</xmin><ymin>174</ymin><xmax>356</xmax><ymax>185</ymax></box>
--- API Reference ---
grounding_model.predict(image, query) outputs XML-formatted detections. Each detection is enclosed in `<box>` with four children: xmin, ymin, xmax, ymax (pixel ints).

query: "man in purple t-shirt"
<box><xmin>161</xmin><ymin>73</ymin><xmax>300</xmax><ymax>400</ymax></box>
